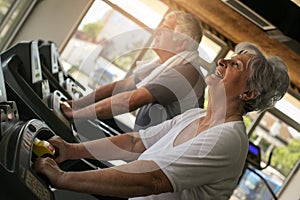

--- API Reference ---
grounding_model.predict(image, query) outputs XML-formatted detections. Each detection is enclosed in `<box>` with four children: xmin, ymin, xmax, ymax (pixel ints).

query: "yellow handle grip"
<box><xmin>32</xmin><ymin>138</ymin><xmax>55</xmax><ymax>158</ymax></box>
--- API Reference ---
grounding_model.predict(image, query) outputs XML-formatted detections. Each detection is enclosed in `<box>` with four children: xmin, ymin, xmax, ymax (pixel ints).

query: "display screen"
<box><xmin>249</xmin><ymin>143</ymin><xmax>259</xmax><ymax>156</ymax></box>
<box><xmin>30</xmin><ymin>41</ymin><xmax>43</xmax><ymax>84</ymax></box>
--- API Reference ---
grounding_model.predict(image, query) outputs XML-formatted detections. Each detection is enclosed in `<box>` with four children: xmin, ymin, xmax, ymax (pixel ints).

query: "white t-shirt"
<box><xmin>129</xmin><ymin>108</ymin><xmax>248</xmax><ymax>200</ymax></box>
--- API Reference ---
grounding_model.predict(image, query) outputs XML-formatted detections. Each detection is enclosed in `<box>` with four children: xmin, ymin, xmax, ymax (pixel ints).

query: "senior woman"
<box><xmin>34</xmin><ymin>42</ymin><xmax>289</xmax><ymax>200</ymax></box>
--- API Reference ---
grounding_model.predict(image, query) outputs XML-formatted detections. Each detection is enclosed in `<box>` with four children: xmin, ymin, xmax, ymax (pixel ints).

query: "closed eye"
<box><xmin>232</xmin><ymin>62</ymin><xmax>239</xmax><ymax>68</ymax></box>
<box><xmin>232</xmin><ymin>60</ymin><xmax>244</xmax><ymax>70</ymax></box>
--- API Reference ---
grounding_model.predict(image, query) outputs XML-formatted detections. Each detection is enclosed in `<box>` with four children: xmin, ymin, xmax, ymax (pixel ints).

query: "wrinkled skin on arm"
<box><xmin>60</xmin><ymin>77</ymin><xmax>155</xmax><ymax>120</ymax></box>
<box><xmin>34</xmin><ymin>133</ymin><xmax>173</xmax><ymax>198</ymax></box>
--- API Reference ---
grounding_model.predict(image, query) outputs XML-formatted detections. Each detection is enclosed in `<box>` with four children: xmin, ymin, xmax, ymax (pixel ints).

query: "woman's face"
<box><xmin>206</xmin><ymin>52</ymin><xmax>253</xmax><ymax>96</ymax></box>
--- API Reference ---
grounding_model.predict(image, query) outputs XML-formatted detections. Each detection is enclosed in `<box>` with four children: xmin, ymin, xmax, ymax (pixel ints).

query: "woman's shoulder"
<box><xmin>180</xmin><ymin>107</ymin><xmax>206</xmax><ymax>118</ymax></box>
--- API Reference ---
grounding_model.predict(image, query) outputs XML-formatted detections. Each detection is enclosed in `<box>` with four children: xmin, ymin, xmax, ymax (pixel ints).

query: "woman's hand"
<box><xmin>48</xmin><ymin>136</ymin><xmax>76</xmax><ymax>163</ymax></box>
<box><xmin>34</xmin><ymin>157</ymin><xmax>65</xmax><ymax>188</ymax></box>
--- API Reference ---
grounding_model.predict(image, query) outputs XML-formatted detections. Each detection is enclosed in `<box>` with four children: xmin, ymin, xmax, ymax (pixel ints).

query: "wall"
<box><xmin>11</xmin><ymin>0</ymin><xmax>93</xmax><ymax>51</ymax></box>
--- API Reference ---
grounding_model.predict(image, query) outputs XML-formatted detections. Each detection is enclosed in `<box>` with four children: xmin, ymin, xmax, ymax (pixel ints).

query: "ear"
<box><xmin>240</xmin><ymin>90</ymin><xmax>259</xmax><ymax>101</ymax></box>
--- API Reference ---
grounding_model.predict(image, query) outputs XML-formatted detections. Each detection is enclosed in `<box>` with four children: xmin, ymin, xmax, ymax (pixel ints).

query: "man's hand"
<box><xmin>60</xmin><ymin>101</ymin><xmax>74</xmax><ymax>120</ymax></box>
<box><xmin>34</xmin><ymin>157</ymin><xmax>65</xmax><ymax>188</ymax></box>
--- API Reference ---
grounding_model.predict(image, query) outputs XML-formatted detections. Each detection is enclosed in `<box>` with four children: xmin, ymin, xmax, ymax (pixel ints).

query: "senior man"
<box><xmin>61</xmin><ymin>11</ymin><xmax>206</xmax><ymax>130</ymax></box>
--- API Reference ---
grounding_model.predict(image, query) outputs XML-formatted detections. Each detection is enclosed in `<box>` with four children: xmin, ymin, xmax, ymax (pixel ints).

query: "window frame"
<box><xmin>0</xmin><ymin>0</ymin><xmax>39</xmax><ymax>51</ymax></box>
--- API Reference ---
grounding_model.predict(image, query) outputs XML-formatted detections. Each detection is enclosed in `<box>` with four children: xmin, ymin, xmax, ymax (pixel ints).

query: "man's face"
<box><xmin>152</xmin><ymin>17</ymin><xmax>183</xmax><ymax>54</ymax></box>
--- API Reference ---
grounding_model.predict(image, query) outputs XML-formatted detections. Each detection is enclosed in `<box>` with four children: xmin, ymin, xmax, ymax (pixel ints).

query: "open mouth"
<box><xmin>215</xmin><ymin>69</ymin><xmax>224</xmax><ymax>79</ymax></box>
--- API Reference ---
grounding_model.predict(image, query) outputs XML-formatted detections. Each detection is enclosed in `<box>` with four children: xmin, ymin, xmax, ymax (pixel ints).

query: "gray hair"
<box><xmin>165</xmin><ymin>11</ymin><xmax>203</xmax><ymax>50</ymax></box>
<box><xmin>235</xmin><ymin>42</ymin><xmax>290</xmax><ymax>113</ymax></box>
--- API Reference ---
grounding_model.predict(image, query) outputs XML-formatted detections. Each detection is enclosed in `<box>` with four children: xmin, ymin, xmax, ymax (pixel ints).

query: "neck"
<box><xmin>155</xmin><ymin>49</ymin><xmax>176</xmax><ymax>63</ymax></box>
<box><xmin>205</xmin><ymin>95</ymin><xmax>244</xmax><ymax>125</ymax></box>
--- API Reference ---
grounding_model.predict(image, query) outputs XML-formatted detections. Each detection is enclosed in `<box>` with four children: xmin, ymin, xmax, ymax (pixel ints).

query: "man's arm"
<box><xmin>71</xmin><ymin>77</ymin><xmax>137</xmax><ymax>109</ymax></box>
<box><xmin>71</xmin><ymin>87</ymin><xmax>155</xmax><ymax>120</ymax></box>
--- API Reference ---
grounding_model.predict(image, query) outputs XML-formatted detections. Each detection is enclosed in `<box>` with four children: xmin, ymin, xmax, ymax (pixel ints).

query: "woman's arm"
<box><xmin>35</xmin><ymin>121</ymin><xmax>176</xmax><ymax>198</ymax></box>
<box><xmin>77</xmin><ymin>132</ymin><xmax>146</xmax><ymax>161</ymax></box>
<box><xmin>35</xmin><ymin>158</ymin><xmax>173</xmax><ymax>198</ymax></box>
<box><xmin>50</xmin><ymin>132</ymin><xmax>146</xmax><ymax>163</ymax></box>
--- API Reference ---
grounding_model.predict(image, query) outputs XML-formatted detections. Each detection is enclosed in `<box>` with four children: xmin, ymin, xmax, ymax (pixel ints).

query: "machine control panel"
<box><xmin>25</xmin><ymin>169</ymin><xmax>52</xmax><ymax>200</ymax></box>
<box><xmin>0</xmin><ymin>118</ymin><xmax>55</xmax><ymax>200</ymax></box>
